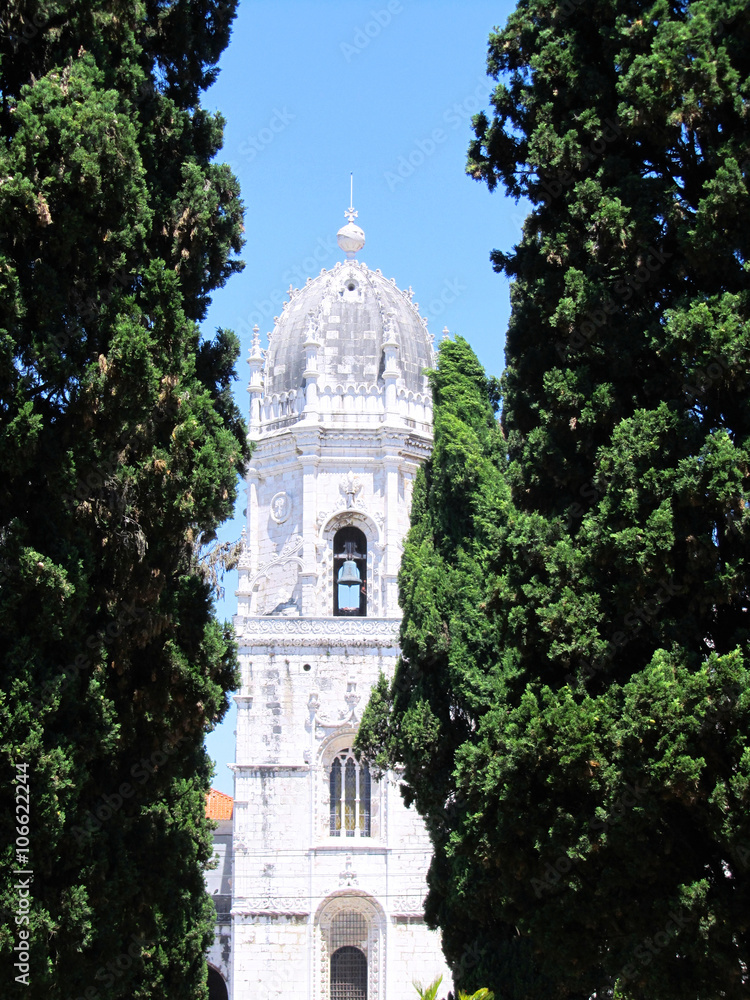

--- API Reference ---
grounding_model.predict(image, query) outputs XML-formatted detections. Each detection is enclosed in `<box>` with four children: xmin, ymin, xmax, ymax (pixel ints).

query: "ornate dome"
<box><xmin>264</xmin><ymin>259</ymin><xmax>434</xmax><ymax>399</ymax></box>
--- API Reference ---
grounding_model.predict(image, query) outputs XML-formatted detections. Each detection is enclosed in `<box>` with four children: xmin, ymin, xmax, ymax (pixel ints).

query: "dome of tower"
<box><xmin>264</xmin><ymin>259</ymin><xmax>433</xmax><ymax>399</ymax></box>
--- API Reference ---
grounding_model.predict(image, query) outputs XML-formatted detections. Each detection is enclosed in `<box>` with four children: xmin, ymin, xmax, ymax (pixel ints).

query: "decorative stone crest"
<box><xmin>339</xmin><ymin>471</ymin><xmax>363</xmax><ymax>509</ymax></box>
<box><xmin>307</xmin><ymin>680</ymin><xmax>361</xmax><ymax>730</ymax></box>
<box><xmin>339</xmin><ymin>855</ymin><xmax>358</xmax><ymax>887</ymax></box>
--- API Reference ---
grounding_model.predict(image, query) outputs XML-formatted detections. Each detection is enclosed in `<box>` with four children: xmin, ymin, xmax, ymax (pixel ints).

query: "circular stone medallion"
<box><xmin>270</xmin><ymin>491</ymin><xmax>292</xmax><ymax>523</ymax></box>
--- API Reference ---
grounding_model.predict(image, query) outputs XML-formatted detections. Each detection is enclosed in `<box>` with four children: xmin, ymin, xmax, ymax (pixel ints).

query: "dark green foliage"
<box><xmin>0</xmin><ymin>3</ymin><xmax>246</xmax><ymax>997</ymax></box>
<box><xmin>360</xmin><ymin>2</ymin><xmax>750</xmax><ymax>998</ymax></box>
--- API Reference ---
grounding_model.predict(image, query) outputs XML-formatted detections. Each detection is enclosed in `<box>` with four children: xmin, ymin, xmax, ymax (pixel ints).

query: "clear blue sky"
<box><xmin>203</xmin><ymin>0</ymin><xmax>522</xmax><ymax>794</ymax></box>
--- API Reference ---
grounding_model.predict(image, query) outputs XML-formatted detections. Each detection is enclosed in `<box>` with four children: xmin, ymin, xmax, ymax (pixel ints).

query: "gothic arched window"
<box><xmin>329</xmin><ymin>748</ymin><xmax>371</xmax><ymax>837</ymax></box>
<box><xmin>331</xmin><ymin>946</ymin><xmax>367</xmax><ymax>1000</ymax></box>
<box><xmin>333</xmin><ymin>527</ymin><xmax>367</xmax><ymax>617</ymax></box>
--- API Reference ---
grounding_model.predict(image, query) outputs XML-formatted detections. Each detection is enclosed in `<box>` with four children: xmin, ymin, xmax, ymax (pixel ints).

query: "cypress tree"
<box><xmin>0</xmin><ymin>3</ymin><xmax>246</xmax><ymax>998</ymax></box>
<box><xmin>361</xmin><ymin>2</ymin><xmax>750</xmax><ymax>997</ymax></box>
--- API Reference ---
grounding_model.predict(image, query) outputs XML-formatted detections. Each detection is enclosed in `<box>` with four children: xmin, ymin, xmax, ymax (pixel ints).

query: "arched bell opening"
<box><xmin>333</xmin><ymin>526</ymin><xmax>367</xmax><ymax>617</ymax></box>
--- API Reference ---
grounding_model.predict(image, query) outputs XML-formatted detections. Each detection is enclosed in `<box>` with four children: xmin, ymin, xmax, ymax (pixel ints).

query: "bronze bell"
<box><xmin>338</xmin><ymin>559</ymin><xmax>362</xmax><ymax>586</ymax></box>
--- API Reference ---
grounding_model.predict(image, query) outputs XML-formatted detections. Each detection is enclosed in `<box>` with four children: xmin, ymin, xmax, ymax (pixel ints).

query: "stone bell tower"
<box><xmin>227</xmin><ymin>207</ymin><xmax>452</xmax><ymax>1000</ymax></box>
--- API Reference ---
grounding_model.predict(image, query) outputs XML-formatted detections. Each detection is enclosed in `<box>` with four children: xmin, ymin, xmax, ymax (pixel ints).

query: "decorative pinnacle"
<box><xmin>248</xmin><ymin>324</ymin><xmax>264</xmax><ymax>362</ymax></box>
<box><xmin>337</xmin><ymin>174</ymin><xmax>365</xmax><ymax>259</ymax></box>
<box><xmin>345</xmin><ymin>171</ymin><xmax>358</xmax><ymax>223</ymax></box>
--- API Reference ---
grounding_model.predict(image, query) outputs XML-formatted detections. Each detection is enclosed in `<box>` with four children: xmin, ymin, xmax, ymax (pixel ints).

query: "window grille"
<box><xmin>331</xmin><ymin>946</ymin><xmax>367</xmax><ymax>1000</ymax></box>
<box><xmin>329</xmin><ymin>749</ymin><xmax>371</xmax><ymax>837</ymax></box>
<box><xmin>331</xmin><ymin>912</ymin><xmax>368</xmax><ymax>951</ymax></box>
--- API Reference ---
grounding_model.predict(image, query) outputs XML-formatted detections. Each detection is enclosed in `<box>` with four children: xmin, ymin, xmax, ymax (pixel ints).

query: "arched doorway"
<box><xmin>331</xmin><ymin>945</ymin><xmax>367</xmax><ymax>1000</ymax></box>
<box><xmin>207</xmin><ymin>965</ymin><xmax>228</xmax><ymax>1000</ymax></box>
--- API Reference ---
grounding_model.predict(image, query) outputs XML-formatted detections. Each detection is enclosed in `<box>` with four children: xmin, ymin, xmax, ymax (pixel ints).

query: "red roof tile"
<box><xmin>205</xmin><ymin>788</ymin><xmax>233</xmax><ymax>821</ymax></box>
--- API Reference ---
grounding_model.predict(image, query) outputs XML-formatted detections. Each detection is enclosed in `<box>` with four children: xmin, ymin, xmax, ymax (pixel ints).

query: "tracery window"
<box><xmin>333</xmin><ymin>527</ymin><xmax>367</xmax><ymax>617</ymax></box>
<box><xmin>329</xmin><ymin>748</ymin><xmax>371</xmax><ymax>837</ymax></box>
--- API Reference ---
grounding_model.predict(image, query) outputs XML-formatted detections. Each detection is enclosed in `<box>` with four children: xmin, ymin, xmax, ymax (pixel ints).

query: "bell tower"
<box><xmin>228</xmin><ymin>210</ymin><xmax>452</xmax><ymax>1000</ymax></box>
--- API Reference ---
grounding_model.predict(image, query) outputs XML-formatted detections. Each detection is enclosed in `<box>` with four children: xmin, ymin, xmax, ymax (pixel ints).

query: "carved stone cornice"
<box><xmin>390</xmin><ymin>894</ymin><xmax>428</xmax><ymax>915</ymax></box>
<box><xmin>235</xmin><ymin>616</ymin><xmax>400</xmax><ymax>648</ymax></box>
<box><xmin>233</xmin><ymin>898</ymin><xmax>310</xmax><ymax>916</ymax></box>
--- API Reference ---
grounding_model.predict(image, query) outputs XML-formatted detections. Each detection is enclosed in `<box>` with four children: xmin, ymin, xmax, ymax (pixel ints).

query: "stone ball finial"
<box><xmin>337</xmin><ymin>221</ymin><xmax>365</xmax><ymax>259</ymax></box>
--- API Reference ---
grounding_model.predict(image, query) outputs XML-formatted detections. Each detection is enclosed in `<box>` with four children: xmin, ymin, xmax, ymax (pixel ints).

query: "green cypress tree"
<box><xmin>0</xmin><ymin>3</ymin><xmax>246</xmax><ymax>997</ymax></box>
<box><xmin>358</xmin><ymin>338</ymin><xmax>548</xmax><ymax>996</ymax></box>
<box><xmin>362</xmin><ymin>2</ymin><xmax>750</xmax><ymax>997</ymax></box>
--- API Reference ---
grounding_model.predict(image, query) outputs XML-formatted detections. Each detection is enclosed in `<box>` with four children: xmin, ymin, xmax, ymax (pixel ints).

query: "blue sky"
<box><xmin>202</xmin><ymin>0</ymin><xmax>521</xmax><ymax>794</ymax></box>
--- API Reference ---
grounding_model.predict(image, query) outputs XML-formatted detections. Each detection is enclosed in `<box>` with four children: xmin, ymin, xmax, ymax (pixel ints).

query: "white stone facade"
<box><xmin>222</xmin><ymin>230</ymin><xmax>452</xmax><ymax>1000</ymax></box>
<box><xmin>206</xmin><ymin>811</ymin><xmax>232</xmax><ymax>993</ymax></box>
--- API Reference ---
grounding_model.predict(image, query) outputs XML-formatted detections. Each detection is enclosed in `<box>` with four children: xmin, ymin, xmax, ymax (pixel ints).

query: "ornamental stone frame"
<box><xmin>314</xmin><ymin>891</ymin><xmax>386</xmax><ymax>1000</ymax></box>
<box><xmin>316</xmin><ymin>730</ymin><xmax>383</xmax><ymax>843</ymax></box>
<box><xmin>317</xmin><ymin>511</ymin><xmax>382</xmax><ymax>617</ymax></box>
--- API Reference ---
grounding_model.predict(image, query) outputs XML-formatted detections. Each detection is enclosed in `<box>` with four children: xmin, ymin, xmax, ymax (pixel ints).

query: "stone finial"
<box><xmin>338</xmin><ymin>192</ymin><xmax>365</xmax><ymax>260</ymax></box>
<box><xmin>248</xmin><ymin>324</ymin><xmax>264</xmax><ymax>360</ymax></box>
<box><xmin>337</xmin><ymin>221</ymin><xmax>365</xmax><ymax>260</ymax></box>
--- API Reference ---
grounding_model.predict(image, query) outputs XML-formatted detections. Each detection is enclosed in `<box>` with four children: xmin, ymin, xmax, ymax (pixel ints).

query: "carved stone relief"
<box><xmin>250</xmin><ymin>533</ymin><xmax>304</xmax><ymax>616</ymax></box>
<box><xmin>270</xmin><ymin>491</ymin><xmax>292</xmax><ymax>523</ymax></box>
